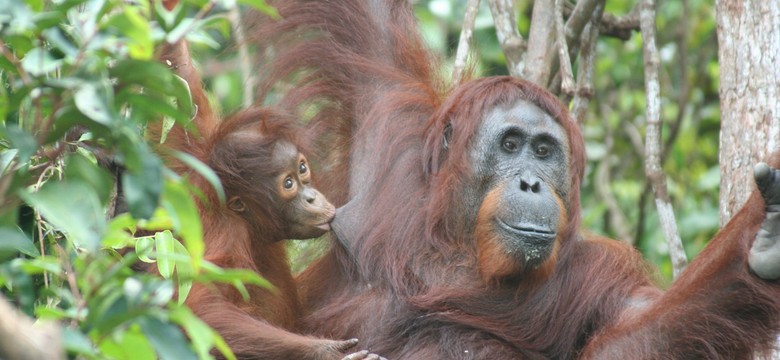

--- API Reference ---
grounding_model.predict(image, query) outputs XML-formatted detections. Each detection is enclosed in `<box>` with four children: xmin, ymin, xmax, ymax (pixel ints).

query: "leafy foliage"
<box><xmin>0</xmin><ymin>0</ymin><xmax>274</xmax><ymax>358</ymax></box>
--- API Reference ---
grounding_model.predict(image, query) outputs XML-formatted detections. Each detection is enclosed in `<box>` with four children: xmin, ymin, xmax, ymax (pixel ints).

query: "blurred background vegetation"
<box><xmin>0</xmin><ymin>0</ymin><xmax>721</xmax><ymax>358</ymax></box>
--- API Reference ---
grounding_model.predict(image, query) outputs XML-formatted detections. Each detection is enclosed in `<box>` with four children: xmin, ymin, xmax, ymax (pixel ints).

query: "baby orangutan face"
<box><xmin>221</xmin><ymin>136</ymin><xmax>335</xmax><ymax>241</ymax></box>
<box><xmin>269</xmin><ymin>141</ymin><xmax>335</xmax><ymax>239</ymax></box>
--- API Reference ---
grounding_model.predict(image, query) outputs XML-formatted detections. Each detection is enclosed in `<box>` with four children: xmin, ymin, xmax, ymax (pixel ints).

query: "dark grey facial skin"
<box><xmin>468</xmin><ymin>99</ymin><xmax>571</xmax><ymax>267</ymax></box>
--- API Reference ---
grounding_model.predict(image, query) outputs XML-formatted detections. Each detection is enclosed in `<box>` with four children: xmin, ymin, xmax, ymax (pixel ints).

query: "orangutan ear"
<box><xmin>228</xmin><ymin>196</ymin><xmax>246</xmax><ymax>213</ymax></box>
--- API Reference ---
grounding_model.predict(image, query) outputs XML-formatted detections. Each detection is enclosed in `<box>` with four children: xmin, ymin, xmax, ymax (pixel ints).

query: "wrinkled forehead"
<box><xmin>479</xmin><ymin>99</ymin><xmax>568</xmax><ymax>142</ymax></box>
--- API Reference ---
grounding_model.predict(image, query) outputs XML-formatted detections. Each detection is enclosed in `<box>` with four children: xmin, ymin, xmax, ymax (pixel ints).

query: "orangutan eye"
<box><xmin>535</xmin><ymin>144</ymin><xmax>550</xmax><ymax>157</ymax></box>
<box><xmin>283</xmin><ymin>177</ymin><xmax>294</xmax><ymax>190</ymax></box>
<box><xmin>299</xmin><ymin>161</ymin><xmax>308</xmax><ymax>174</ymax></box>
<box><xmin>502</xmin><ymin>139</ymin><xmax>519</xmax><ymax>152</ymax></box>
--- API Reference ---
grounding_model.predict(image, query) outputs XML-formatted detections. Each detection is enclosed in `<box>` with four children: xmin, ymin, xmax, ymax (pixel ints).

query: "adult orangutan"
<box><xmin>149</xmin><ymin>34</ymin><xmax>382</xmax><ymax>359</ymax></box>
<box><xmin>248</xmin><ymin>0</ymin><xmax>780</xmax><ymax>359</ymax></box>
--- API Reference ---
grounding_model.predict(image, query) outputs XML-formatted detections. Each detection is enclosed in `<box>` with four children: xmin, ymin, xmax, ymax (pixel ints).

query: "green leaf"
<box><xmin>103</xmin><ymin>213</ymin><xmax>137</xmax><ymax>249</ymax></box>
<box><xmin>74</xmin><ymin>82</ymin><xmax>115</xmax><ymax>126</ymax></box>
<box><xmin>0</xmin><ymin>227</ymin><xmax>39</xmax><ymax>260</ymax></box>
<box><xmin>136</xmin><ymin>208</ymin><xmax>174</xmax><ymax>231</ymax></box>
<box><xmin>237</xmin><ymin>0</ymin><xmax>279</xmax><ymax>18</ymax></box>
<box><xmin>170</xmin><ymin>305</ymin><xmax>236</xmax><ymax>360</ymax></box>
<box><xmin>12</xmin><ymin>256</ymin><xmax>62</xmax><ymax>276</ymax></box>
<box><xmin>110</xmin><ymin>59</ymin><xmax>174</xmax><ymax>92</ymax></box>
<box><xmin>20</xmin><ymin>47</ymin><xmax>62</xmax><ymax>76</ymax></box>
<box><xmin>155</xmin><ymin>230</ymin><xmax>175</xmax><ymax>278</ymax></box>
<box><xmin>63</xmin><ymin>152</ymin><xmax>113</xmax><ymax>206</ymax></box>
<box><xmin>171</xmin><ymin>150</ymin><xmax>225</xmax><ymax>203</ymax></box>
<box><xmin>138</xmin><ymin>316</ymin><xmax>197</xmax><ymax>360</ymax></box>
<box><xmin>62</xmin><ymin>327</ymin><xmax>97</xmax><ymax>357</ymax></box>
<box><xmin>19</xmin><ymin>181</ymin><xmax>105</xmax><ymax>252</ymax></box>
<box><xmin>0</xmin><ymin>78</ymin><xmax>8</xmax><ymax>121</ymax></box>
<box><xmin>1</xmin><ymin>125</ymin><xmax>38</xmax><ymax>165</ymax></box>
<box><xmin>123</xmin><ymin>92</ymin><xmax>190</xmax><ymax>124</ymax></box>
<box><xmin>99</xmin><ymin>324</ymin><xmax>157</xmax><ymax>360</ymax></box>
<box><xmin>104</xmin><ymin>6</ymin><xmax>154</xmax><ymax>60</ymax></box>
<box><xmin>135</xmin><ymin>236</ymin><xmax>155</xmax><ymax>263</ymax></box>
<box><xmin>42</xmin><ymin>27</ymin><xmax>79</xmax><ymax>58</ymax></box>
<box><xmin>162</xmin><ymin>180</ymin><xmax>203</xmax><ymax>271</ymax></box>
<box><xmin>172</xmin><ymin>240</ymin><xmax>193</xmax><ymax>303</ymax></box>
<box><xmin>121</xmin><ymin>140</ymin><xmax>163</xmax><ymax>220</ymax></box>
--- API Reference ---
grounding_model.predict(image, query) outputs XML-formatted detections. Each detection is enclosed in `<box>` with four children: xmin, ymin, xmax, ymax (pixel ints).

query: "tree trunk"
<box><xmin>716</xmin><ymin>0</ymin><xmax>780</xmax><ymax>226</ymax></box>
<box><xmin>716</xmin><ymin>1</ymin><xmax>780</xmax><ymax>358</ymax></box>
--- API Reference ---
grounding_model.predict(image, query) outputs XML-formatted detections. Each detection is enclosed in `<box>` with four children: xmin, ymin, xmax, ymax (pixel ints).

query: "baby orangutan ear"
<box><xmin>228</xmin><ymin>196</ymin><xmax>246</xmax><ymax>213</ymax></box>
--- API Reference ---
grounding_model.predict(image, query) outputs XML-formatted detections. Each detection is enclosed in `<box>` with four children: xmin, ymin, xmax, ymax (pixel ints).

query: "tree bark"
<box><xmin>716</xmin><ymin>0</ymin><xmax>780</xmax><ymax>226</ymax></box>
<box><xmin>0</xmin><ymin>296</ymin><xmax>63</xmax><ymax>360</ymax></box>
<box><xmin>716</xmin><ymin>1</ymin><xmax>780</xmax><ymax>358</ymax></box>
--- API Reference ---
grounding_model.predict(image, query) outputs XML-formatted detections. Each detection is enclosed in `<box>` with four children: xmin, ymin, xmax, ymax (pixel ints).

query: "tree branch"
<box><xmin>0</xmin><ymin>296</ymin><xmax>63</xmax><ymax>360</ymax></box>
<box><xmin>523</xmin><ymin>0</ymin><xmax>556</xmax><ymax>84</ymax></box>
<box><xmin>487</xmin><ymin>0</ymin><xmax>526</xmax><ymax>77</ymax></box>
<box><xmin>555</xmin><ymin>0</ymin><xmax>575</xmax><ymax>98</ymax></box>
<box><xmin>640</xmin><ymin>0</ymin><xmax>688</xmax><ymax>278</ymax></box>
<box><xmin>570</xmin><ymin>1</ymin><xmax>605</xmax><ymax>123</ymax></box>
<box><xmin>453</xmin><ymin>0</ymin><xmax>481</xmax><ymax>85</ymax></box>
<box><xmin>598</xmin><ymin>5</ymin><xmax>640</xmax><ymax>40</ymax></box>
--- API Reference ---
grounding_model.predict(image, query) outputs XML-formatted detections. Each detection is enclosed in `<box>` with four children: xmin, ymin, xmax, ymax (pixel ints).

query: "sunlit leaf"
<box><xmin>12</xmin><ymin>256</ymin><xmax>62</xmax><ymax>276</ymax></box>
<box><xmin>74</xmin><ymin>82</ymin><xmax>115</xmax><ymax>126</ymax></box>
<box><xmin>155</xmin><ymin>230</ymin><xmax>175</xmax><ymax>278</ymax></box>
<box><xmin>104</xmin><ymin>6</ymin><xmax>154</xmax><ymax>59</ymax></box>
<box><xmin>237</xmin><ymin>0</ymin><xmax>279</xmax><ymax>18</ymax></box>
<box><xmin>136</xmin><ymin>236</ymin><xmax>155</xmax><ymax>263</ymax></box>
<box><xmin>162</xmin><ymin>180</ymin><xmax>203</xmax><ymax>271</ymax></box>
<box><xmin>99</xmin><ymin>324</ymin><xmax>156</xmax><ymax>360</ymax></box>
<box><xmin>103</xmin><ymin>213</ymin><xmax>137</xmax><ymax>249</ymax></box>
<box><xmin>172</xmin><ymin>240</ymin><xmax>193</xmax><ymax>303</ymax></box>
<box><xmin>20</xmin><ymin>47</ymin><xmax>62</xmax><ymax>76</ymax></box>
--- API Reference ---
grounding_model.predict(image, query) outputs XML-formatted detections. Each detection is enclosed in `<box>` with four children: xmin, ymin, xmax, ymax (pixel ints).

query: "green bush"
<box><xmin>0</xmin><ymin>0</ymin><xmax>273</xmax><ymax>358</ymax></box>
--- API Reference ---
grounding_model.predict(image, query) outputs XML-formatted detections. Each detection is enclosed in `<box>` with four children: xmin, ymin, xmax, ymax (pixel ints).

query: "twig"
<box><xmin>0</xmin><ymin>40</ymin><xmax>32</xmax><ymax>85</ymax></box>
<box><xmin>55</xmin><ymin>245</ymin><xmax>85</xmax><ymax>328</ymax></box>
<box><xmin>229</xmin><ymin>4</ymin><xmax>255</xmax><ymax>108</ymax></box>
<box><xmin>640</xmin><ymin>0</ymin><xmax>688</xmax><ymax>278</ymax></box>
<box><xmin>570</xmin><ymin>2</ymin><xmax>604</xmax><ymax>125</ymax></box>
<box><xmin>33</xmin><ymin>165</ymin><xmax>55</xmax><ymax>288</ymax></box>
<box><xmin>597</xmin><ymin>5</ymin><xmax>640</xmax><ymax>40</ymax></box>
<box><xmin>487</xmin><ymin>0</ymin><xmax>526</xmax><ymax>77</ymax></box>
<box><xmin>453</xmin><ymin>0</ymin><xmax>481</xmax><ymax>85</ymax></box>
<box><xmin>555</xmin><ymin>0</ymin><xmax>575</xmax><ymax>99</ymax></box>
